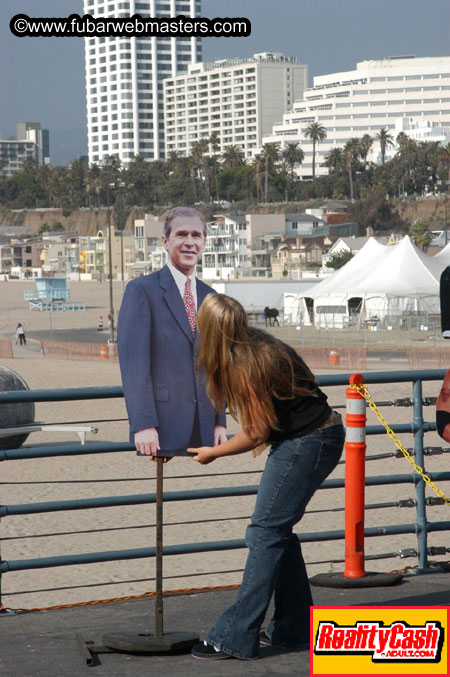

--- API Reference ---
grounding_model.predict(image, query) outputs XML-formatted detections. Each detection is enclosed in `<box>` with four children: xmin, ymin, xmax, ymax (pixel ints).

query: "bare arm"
<box><xmin>188</xmin><ymin>429</ymin><xmax>268</xmax><ymax>464</ymax></box>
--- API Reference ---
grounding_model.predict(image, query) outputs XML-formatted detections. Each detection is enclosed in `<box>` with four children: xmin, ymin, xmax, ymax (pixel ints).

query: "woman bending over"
<box><xmin>188</xmin><ymin>293</ymin><xmax>345</xmax><ymax>661</ymax></box>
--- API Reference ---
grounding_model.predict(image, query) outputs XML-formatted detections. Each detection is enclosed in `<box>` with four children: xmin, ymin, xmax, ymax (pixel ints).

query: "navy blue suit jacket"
<box><xmin>117</xmin><ymin>265</ymin><xmax>225</xmax><ymax>453</ymax></box>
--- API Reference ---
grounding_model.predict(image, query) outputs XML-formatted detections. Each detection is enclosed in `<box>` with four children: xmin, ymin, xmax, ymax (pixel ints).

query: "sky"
<box><xmin>1</xmin><ymin>0</ymin><xmax>450</xmax><ymax>165</ymax></box>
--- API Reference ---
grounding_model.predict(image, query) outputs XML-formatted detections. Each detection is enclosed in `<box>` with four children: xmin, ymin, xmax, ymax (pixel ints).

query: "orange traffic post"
<box><xmin>328</xmin><ymin>350</ymin><xmax>340</xmax><ymax>367</ymax></box>
<box><xmin>344</xmin><ymin>373</ymin><xmax>366</xmax><ymax>578</ymax></box>
<box><xmin>310</xmin><ymin>372</ymin><xmax>403</xmax><ymax>587</ymax></box>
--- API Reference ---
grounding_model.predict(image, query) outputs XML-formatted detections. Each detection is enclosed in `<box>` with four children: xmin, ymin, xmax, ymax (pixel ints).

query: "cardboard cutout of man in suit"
<box><xmin>118</xmin><ymin>207</ymin><xmax>227</xmax><ymax>457</ymax></box>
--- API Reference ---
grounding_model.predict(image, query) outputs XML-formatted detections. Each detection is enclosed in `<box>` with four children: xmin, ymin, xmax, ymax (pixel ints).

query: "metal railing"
<box><xmin>0</xmin><ymin>369</ymin><xmax>449</xmax><ymax>611</ymax></box>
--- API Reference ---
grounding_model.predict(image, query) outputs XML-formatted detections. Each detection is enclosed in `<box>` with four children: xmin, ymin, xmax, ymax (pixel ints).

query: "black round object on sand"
<box><xmin>0</xmin><ymin>366</ymin><xmax>35</xmax><ymax>449</ymax></box>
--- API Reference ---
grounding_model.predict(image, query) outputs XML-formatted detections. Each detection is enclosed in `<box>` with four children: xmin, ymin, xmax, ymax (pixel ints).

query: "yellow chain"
<box><xmin>350</xmin><ymin>382</ymin><xmax>450</xmax><ymax>506</ymax></box>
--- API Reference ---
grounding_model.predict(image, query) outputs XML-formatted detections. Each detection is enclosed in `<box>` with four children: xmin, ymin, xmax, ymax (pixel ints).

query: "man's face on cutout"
<box><xmin>162</xmin><ymin>216</ymin><xmax>206</xmax><ymax>276</ymax></box>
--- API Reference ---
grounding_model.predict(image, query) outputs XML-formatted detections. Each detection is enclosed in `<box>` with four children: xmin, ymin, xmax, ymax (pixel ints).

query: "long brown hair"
<box><xmin>196</xmin><ymin>293</ymin><xmax>317</xmax><ymax>437</ymax></box>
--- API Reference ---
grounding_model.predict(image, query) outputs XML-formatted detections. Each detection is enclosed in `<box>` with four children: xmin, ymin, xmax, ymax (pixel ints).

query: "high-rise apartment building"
<box><xmin>16</xmin><ymin>122</ymin><xmax>50</xmax><ymax>166</ymax></box>
<box><xmin>262</xmin><ymin>56</ymin><xmax>450</xmax><ymax>178</ymax></box>
<box><xmin>83</xmin><ymin>0</ymin><xmax>202</xmax><ymax>165</ymax></box>
<box><xmin>0</xmin><ymin>122</ymin><xmax>50</xmax><ymax>177</ymax></box>
<box><xmin>163</xmin><ymin>52</ymin><xmax>307</xmax><ymax>159</ymax></box>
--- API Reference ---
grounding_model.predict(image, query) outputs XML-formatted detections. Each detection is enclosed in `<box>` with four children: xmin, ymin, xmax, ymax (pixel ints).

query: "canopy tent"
<box><xmin>212</xmin><ymin>280</ymin><xmax>315</xmax><ymax>314</ymax></box>
<box><xmin>434</xmin><ymin>241</ymin><xmax>450</xmax><ymax>266</ymax></box>
<box><xmin>287</xmin><ymin>236</ymin><xmax>447</xmax><ymax>328</ymax></box>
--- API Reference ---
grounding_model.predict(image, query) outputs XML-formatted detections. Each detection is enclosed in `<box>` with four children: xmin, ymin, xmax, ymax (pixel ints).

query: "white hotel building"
<box><xmin>83</xmin><ymin>0</ymin><xmax>201</xmax><ymax>165</ymax></box>
<box><xmin>163</xmin><ymin>53</ymin><xmax>308</xmax><ymax>159</ymax></box>
<box><xmin>262</xmin><ymin>56</ymin><xmax>450</xmax><ymax>178</ymax></box>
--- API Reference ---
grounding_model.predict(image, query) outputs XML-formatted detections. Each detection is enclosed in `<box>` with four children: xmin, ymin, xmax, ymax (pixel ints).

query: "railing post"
<box><xmin>344</xmin><ymin>373</ymin><xmax>367</xmax><ymax>578</ymax></box>
<box><xmin>412</xmin><ymin>378</ymin><xmax>431</xmax><ymax>573</ymax></box>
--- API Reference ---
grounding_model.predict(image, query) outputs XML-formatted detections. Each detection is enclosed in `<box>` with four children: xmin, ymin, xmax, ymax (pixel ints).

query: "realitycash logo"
<box><xmin>314</xmin><ymin>620</ymin><xmax>444</xmax><ymax>663</ymax></box>
<box><xmin>311</xmin><ymin>607</ymin><xmax>448</xmax><ymax>676</ymax></box>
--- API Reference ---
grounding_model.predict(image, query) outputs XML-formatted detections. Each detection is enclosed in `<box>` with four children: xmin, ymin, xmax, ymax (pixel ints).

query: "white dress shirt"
<box><xmin>167</xmin><ymin>260</ymin><xmax>198</xmax><ymax>309</ymax></box>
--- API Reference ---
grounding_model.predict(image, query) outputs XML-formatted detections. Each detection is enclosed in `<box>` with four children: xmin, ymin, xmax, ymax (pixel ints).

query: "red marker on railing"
<box><xmin>344</xmin><ymin>373</ymin><xmax>366</xmax><ymax>578</ymax></box>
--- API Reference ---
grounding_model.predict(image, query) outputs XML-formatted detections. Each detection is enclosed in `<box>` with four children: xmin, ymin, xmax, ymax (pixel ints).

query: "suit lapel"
<box><xmin>160</xmin><ymin>265</ymin><xmax>193</xmax><ymax>343</ymax></box>
<box><xmin>196</xmin><ymin>279</ymin><xmax>210</xmax><ymax>308</ymax></box>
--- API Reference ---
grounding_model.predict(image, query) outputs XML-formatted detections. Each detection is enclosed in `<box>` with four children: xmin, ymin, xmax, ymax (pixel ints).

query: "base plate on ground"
<box><xmin>102</xmin><ymin>631</ymin><xmax>199</xmax><ymax>653</ymax></box>
<box><xmin>310</xmin><ymin>571</ymin><xmax>403</xmax><ymax>588</ymax></box>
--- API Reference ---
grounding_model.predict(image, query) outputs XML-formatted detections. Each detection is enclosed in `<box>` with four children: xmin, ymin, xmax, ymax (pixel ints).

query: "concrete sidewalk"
<box><xmin>1</xmin><ymin>571</ymin><xmax>449</xmax><ymax>677</ymax></box>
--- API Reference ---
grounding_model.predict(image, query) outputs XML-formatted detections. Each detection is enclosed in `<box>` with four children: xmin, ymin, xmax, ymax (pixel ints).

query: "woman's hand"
<box><xmin>187</xmin><ymin>446</ymin><xmax>216</xmax><ymax>464</ymax></box>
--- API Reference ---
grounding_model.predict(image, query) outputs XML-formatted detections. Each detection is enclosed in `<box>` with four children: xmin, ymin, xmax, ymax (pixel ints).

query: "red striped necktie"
<box><xmin>184</xmin><ymin>277</ymin><xmax>196</xmax><ymax>335</ymax></box>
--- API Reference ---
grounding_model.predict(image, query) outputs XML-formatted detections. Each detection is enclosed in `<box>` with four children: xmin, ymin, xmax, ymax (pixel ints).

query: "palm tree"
<box><xmin>376</xmin><ymin>128</ymin><xmax>394</xmax><ymax>164</ymax></box>
<box><xmin>324</xmin><ymin>147</ymin><xmax>344</xmax><ymax>173</ymax></box>
<box><xmin>282</xmin><ymin>142</ymin><xmax>304</xmax><ymax>199</ymax></box>
<box><xmin>221</xmin><ymin>145</ymin><xmax>245</xmax><ymax>169</ymax></box>
<box><xmin>357</xmin><ymin>134</ymin><xmax>373</xmax><ymax>167</ymax></box>
<box><xmin>167</xmin><ymin>150</ymin><xmax>190</xmax><ymax>178</ymax></box>
<box><xmin>440</xmin><ymin>142</ymin><xmax>450</xmax><ymax>180</ymax></box>
<box><xmin>191</xmin><ymin>139</ymin><xmax>210</xmax><ymax>201</ymax></box>
<box><xmin>38</xmin><ymin>163</ymin><xmax>53</xmax><ymax>206</ymax></box>
<box><xmin>344</xmin><ymin>138</ymin><xmax>360</xmax><ymax>202</ymax></box>
<box><xmin>209</xmin><ymin>133</ymin><xmax>221</xmax><ymax>201</ymax></box>
<box><xmin>251</xmin><ymin>155</ymin><xmax>264</xmax><ymax>202</ymax></box>
<box><xmin>410</xmin><ymin>220</ymin><xmax>433</xmax><ymax>252</ymax></box>
<box><xmin>48</xmin><ymin>165</ymin><xmax>68</xmax><ymax>208</ymax></box>
<box><xmin>209</xmin><ymin>132</ymin><xmax>221</xmax><ymax>157</ymax></box>
<box><xmin>303</xmin><ymin>122</ymin><xmax>327</xmax><ymax>180</ymax></box>
<box><xmin>261</xmin><ymin>143</ymin><xmax>280</xmax><ymax>203</ymax></box>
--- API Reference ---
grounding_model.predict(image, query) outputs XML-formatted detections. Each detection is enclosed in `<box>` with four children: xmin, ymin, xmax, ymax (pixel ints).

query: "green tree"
<box><xmin>303</xmin><ymin>122</ymin><xmax>327</xmax><ymax>180</ymax></box>
<box><xmin>325</xmin><ymin>250</ymin><xmax>354</xmax><ymax>270</ymax></box>
<box><xmin>348</xmin><ymin>189</ymin><xmax>404</xmax><ymax>232</ymax></box>
<box><xmin>67</xmin><ymin>158</ymin><xmax>88</xmax><ymax>208</ymax></box>
<box><xmin>439</xmin><ymin>142</ymin><xmax>450</xmax><ymax>180</ymax></box>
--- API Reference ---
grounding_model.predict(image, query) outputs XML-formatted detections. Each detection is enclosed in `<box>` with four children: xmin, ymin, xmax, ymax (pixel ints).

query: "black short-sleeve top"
<box><xmin>267</xmin><ymin>351</ymin><xmax>332</xmax><ymax>444</ymax></box>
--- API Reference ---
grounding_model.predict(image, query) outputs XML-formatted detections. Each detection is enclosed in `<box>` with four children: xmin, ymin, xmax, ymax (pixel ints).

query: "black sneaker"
<box><xmin>191</xmin><ymin>641</ymin><xmax>232</xmax><ymax>660</ymax></box>
<box><xmin>260</xmin><ymin>630</ymin><xmax>310</xmax><ymax>650</ymax></box>
<box><xmin>259</xmin><ymin>630</ymin><xmax>273</xmax><ymax>646</ymax></box>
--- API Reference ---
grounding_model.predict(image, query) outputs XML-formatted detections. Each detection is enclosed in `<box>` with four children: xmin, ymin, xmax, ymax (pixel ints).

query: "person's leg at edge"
<box><xmin>201</xmin><ymin>425</ymin><xmax>344</xmax><ymax>659</ymax></box>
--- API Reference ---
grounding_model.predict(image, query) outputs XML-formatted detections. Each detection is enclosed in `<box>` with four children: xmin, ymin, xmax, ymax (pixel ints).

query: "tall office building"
<box><xmin>262</xmin><ymin>56</ymin><xmax>450</xmax><ymax>178</ymax></box>
<box><xmin>83</xmin><ymin>0</ymin><xmax>202</xmax><ymax>165</ymax></box>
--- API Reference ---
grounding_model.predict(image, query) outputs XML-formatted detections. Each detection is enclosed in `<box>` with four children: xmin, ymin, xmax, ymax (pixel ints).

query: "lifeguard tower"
<box><xmin>24</xmin><ymin>278</ymin><xmax>86</xmax><ymax>311</ymax></box>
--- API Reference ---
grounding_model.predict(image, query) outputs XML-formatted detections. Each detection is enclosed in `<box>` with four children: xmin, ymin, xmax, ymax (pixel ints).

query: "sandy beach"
<box><xmin>1</xmin><ymin>279</ymin><xmax>449</xmax><ymax>612</ymax></box>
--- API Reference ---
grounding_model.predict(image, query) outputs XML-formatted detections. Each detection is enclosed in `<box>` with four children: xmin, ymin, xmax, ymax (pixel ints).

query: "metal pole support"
<box><xmin>102</xmin><ymin>457</ymin><xmax>199</xmax><ymax>653</ymax></box>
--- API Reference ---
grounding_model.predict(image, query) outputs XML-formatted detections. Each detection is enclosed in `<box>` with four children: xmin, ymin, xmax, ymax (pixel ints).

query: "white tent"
<box><xmin>288</xmin><ymin>236</ymin><xmax>447</xmax><ymax>328</ymax></box>
<box><xmin>434</xmin><ymin>241</ymin><xmax>450</xmax><ymax>267</ymax></box>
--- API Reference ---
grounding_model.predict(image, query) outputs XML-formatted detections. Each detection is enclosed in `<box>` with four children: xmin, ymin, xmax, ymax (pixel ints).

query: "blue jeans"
<box><xmin>204</xmin><ymin>423</ymin><xmax>345</xmax><ymax>659</ymax></box>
